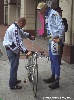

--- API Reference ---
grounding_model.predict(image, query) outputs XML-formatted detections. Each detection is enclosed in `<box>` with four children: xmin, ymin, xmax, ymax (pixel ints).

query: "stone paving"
<box><xmin>0</xmin><ymin>55</ymin><xmax>74</xmax><ymax>100</ymax></box>
<box><xmin>0</xmin><ymin>25</ymin><xmax>74</xmax><ymax>100</ymax></box>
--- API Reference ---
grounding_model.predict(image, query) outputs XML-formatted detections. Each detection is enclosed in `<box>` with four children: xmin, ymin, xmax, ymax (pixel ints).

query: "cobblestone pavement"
<box><xmin>0</xmin><ymin>55</ymin><xmax>74</xmax><ymax>100</ymax></box>
<box><xmin>0</xmin><ymin>25</ymin><xmax>74</xmax><ymax>100</ymax></box>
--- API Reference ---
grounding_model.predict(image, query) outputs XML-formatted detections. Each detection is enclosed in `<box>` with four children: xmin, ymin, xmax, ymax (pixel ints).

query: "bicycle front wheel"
<box><xmin>33</xmin><ymin>67</ymin><xmax>38</xmax><ymax>97</ymax></box>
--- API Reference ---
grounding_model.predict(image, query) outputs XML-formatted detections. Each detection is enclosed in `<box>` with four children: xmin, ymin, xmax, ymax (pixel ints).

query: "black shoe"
<box><xmin>48</xmin><ymin>79</ymin><xmax>59</xmax><ymax>89</ymax></box>
<box><xmin>43</xmin><ymin>74</ymin><xmax>55</xmax><ymax>83</ymax></box>
<box><xmin>16</xmin><ymin>80</ymin><xmax>21</xmax><ymax>84</ymax></box>
<box><xmin>10</xmin><ymin>85</ymin><xmax>22</xmax><ymax>89</ymax></box>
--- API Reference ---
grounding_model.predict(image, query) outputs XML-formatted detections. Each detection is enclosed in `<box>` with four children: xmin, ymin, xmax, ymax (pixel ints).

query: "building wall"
<box><xmin>26</xmin><ymin>0</ymin><xmax>36</xmax><ymax>30</ymax></box>
<box><xmin>4</xmin><ymin>0</ymin><xmax>8</xmax><ymax>25</ymax></box>
<box><xmin>21</xmin><ymin>0</ymin><xmax>36</xmax><ymax>30</ymax></box>
<box><xmin>59</xmin><ymin>0</ymin><xmax>74</xmax><ymax>64</ymax></box>
<box><xmin>72</xmin><ymin>0</ymin><xmax>74</xmax><ymax>45</ymax></box>
<box><xmin>20</xmin><ymin>0</ymin><xmax>25</xmax><ymax>17</ymax></box>
<box><xmin>8</xmin><ymin>4</ymin><xmax>16</xmax><ymax>25</ymax></box>
<box><xmin>59</xmin><ymin>0</ymin><xmax>73</xmax><ymax>45</ymax></box>
<box><xmin>0</xmin><ymin>0</ymin><xmax>4</xmax><ymax>24</ymax></box>
<box><xmin>4</xmin><ymin>0</ymin><xmax>21</xmax><ymax>25</ymax></box>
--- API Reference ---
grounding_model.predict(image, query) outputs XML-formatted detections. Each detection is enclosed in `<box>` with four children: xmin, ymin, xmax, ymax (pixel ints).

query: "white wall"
<box><xmin>72</xmin><ymin>0</ymin><xmax>74</xmax><ymax>45</ymax></box>
<box><xmin>7</xmin><ymin>0</ymin><xmax>21</xmax><ymax>25</ymax></box>
<box><xmin>20</xmin><ymin>0</ymin><xmax>26</xmax><ymax>17</ymax></box>
<box><xmin>26</xmin><ymin>0</ymin><xmax>36</xmax><ymax>30</ymax></box>
<box><xmin>20</xmin><ymin>0</ymin><xmax>36</xmax><ymax>30</ymax></box>
<box><xmin>8</xmin><ymin>4</ymin><xmax>16</xmax><ymax>25</ymax></box>
<box><xmin>59</xmin><ymin>0</ymin><xmax>73</xmax><ymax>45</ymax></box>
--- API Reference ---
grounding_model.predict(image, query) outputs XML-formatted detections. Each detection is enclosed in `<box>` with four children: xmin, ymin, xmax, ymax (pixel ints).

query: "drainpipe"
<box><xmin>70</xmin><ymin>0</ymin><xmax>73</xmax><ymax>45</ymax></box>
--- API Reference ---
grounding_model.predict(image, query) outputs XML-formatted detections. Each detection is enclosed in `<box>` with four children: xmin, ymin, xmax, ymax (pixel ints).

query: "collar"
<box><xmin>45</xmin><ymin>7</ymin><xmax>51</xmax><ymax>16</ymax></box>
<box><xmin>14</xmin><ymin>22</ymin><xmax>21</xmax><ymax>30</ymax></box>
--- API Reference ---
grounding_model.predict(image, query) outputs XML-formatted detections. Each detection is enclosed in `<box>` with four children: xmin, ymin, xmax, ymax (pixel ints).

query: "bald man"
<box><xmin>3</xmin><ymin>17</ymin><xmax>34</xmax><ymax>89</ymax></box>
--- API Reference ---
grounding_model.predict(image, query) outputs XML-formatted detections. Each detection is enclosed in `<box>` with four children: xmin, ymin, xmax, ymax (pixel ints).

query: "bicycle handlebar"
<box><xmin>25</xmin><ymin>51</ymin><xmax>45</xmax><ymax>59</ymax></box>
<box><xmin>31</xmin><ymin>51</ymin><xmax>45</xmax><ymax>58</ymax></box>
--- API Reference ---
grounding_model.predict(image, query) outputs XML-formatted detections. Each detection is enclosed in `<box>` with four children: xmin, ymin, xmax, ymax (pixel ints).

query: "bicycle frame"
<box><xmin>25</xmin><ymin>51</ymin><xmax>44</xmax><ymax>97</ymax></box>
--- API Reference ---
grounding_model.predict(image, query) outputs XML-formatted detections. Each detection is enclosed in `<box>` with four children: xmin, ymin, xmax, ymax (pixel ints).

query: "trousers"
<box><xmin>48</xmin><ymin>42</ymin><xmax>60</xmax><ymax>79</ymax></box>
<box><xmin>6</xmin><ymin>49</ymin><xmax>20</xmax><ymax>87</ymax></box>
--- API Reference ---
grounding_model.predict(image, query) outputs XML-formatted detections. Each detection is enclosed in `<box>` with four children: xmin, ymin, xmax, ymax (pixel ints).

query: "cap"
<box><xmin>55</xmin><ymin>7</ymin><xmax>63</xmax><ymax>12</ymax></box>
<box><xmin>37</xmin><ymin>2</ymin><xmax>47</xmax><ymax>9</ymax></box>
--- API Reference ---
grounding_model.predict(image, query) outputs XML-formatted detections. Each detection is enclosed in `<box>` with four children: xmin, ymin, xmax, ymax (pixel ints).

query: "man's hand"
<box><xmin>29</xmin><ymin>35</ymin><xmax>35</xmax><ymax>40</ymax></box>
<box><xmin>52</xmin><ymin>38</ymin><xmax>60</xmax><ymax>42</ymax></box>
<box><xmin>26</xmin><ymin>51</ymin><xmax>32</xmax><ymax>59</ymax></box>
<box><xmin>30</xmin><ymin>36</ymin><xmax>35</xmax><ymax>40</ymax></box>
<box><xmin>27</xmin><ymin>51</ymin><xmax>32</xmax><ymax>56</ymax></box>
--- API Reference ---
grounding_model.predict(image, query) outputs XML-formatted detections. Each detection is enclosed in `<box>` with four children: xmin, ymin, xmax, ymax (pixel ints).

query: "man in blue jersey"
<box><xmin>37</xmin><ymin>2</ymin><xmax>65</xmax><ymax>89</ymax></box>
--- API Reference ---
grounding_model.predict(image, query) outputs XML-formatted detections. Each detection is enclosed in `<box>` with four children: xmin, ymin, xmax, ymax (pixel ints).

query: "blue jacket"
<box><xmin>3</xmin><ymin>22</ymin><xmax>29</xmax><ymax>54</ymax></box>
<box><xmin>45</xmin><ymin>8</ymin><xmax>65</xmax><ymax>43</ymax></box>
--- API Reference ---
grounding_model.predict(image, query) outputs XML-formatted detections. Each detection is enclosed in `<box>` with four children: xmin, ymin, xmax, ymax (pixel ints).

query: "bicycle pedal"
<box><xmin>24</xmin><ymin>79</ymin><xmax>28</xmax><ymax>83</ymax></box>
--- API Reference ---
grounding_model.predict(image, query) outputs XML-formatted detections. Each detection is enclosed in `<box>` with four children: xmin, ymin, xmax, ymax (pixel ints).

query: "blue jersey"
<box><xmin>3</xmin><ymin>22</ymin><xmax>29</xmax><ymax>54</ymax></box>
<box><xmin>45</xmin><ymin>8</ymin><xmax>65</xmax><ymax>43</ymax></box>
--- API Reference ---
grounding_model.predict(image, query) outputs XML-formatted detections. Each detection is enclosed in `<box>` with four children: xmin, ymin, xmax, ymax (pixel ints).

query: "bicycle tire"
<box><xmin>37</xmin><ymin>65</ymin><xmax>38</xmax><ymax>83</ymax></box>
<box><xmin>33</xmin><ymin>68</ymin><xmax>38</xmax><ymax>93</ymax></box>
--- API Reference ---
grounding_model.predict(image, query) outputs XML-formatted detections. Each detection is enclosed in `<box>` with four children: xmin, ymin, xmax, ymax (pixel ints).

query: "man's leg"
<box><xmin>43</xmin><ymin>43</ymin><xmax>55</xmax><ymax>83</ymax></box>
<box><xmin>53</xmin><ymin>55</ymin><xmax>60</xmax><ymax>80</ymax></box>
<box><xmin>48</xmin><ymin>55</ymin><xmax>60</xmax><ymax>89</ymax></box>
<box><xmin>48</xmin><ymin>42</ymin><xmax>60</xmax><ymax>89</ymax></box>
<box><xmin>6</xmin><ymin>50</ymin><xmax>22</xmax><ymax>89</ymax></box>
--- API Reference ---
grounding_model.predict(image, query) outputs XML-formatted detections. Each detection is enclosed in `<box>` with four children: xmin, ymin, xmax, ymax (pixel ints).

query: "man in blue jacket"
<box><xmin>3</xmin><ymin>17</ymin><xmax>34</xmax><ymax>89</ymax></box>
<box><xmin>37</xmin><ymin>2</ymin><xmax>65</xmax><ymax>89</ymax></box>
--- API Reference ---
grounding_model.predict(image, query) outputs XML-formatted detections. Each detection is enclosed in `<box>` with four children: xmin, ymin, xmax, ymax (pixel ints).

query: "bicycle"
<box><xmin>25</xmin><ymin>51</ymin><xmax>45</xmax><ymax>97</ymax></box>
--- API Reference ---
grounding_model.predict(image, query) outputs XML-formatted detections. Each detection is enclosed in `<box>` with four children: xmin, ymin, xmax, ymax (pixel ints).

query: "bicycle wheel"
<box><xmin>36</xmin><ymin>64</ymin><xmax>38</xmax><ymax>83</ymax></box>
<box><xmin>28</xmin><ymin>65</ymin><xmax>33</xmax><ymax>82</ymax></box>
<box><xmin>33</xmin><ymin>67</ymin><xmax>38</xmax><ymax>97</ymax></box>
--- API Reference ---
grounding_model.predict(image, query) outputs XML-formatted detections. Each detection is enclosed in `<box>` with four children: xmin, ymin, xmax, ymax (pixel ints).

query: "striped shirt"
<box><xmin>3</xmin><ymin>23</ymin><xmax>29</xmax><ymax>54</ymax></box>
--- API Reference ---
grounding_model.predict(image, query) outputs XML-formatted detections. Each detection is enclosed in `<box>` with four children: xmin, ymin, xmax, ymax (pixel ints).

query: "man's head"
<box><xmin>37</xmin><ymin>2</ymin><xmax>48</xmax><ymax>16</ymax></box>
<box><xmin>55</xmin><ymin>7</ymin><xmax>63</xmax><ymax>17</ymax></box>
<box><xmin>17</xmin><ymin>17</ymin><xmax>26</xmax><ymax>28</ymax></box>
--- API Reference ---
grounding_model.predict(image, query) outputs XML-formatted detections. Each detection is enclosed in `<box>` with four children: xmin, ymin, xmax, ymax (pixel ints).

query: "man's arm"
<box><xmin>13</xmin><ymin>28</ymin><xmax>29</xmax><ymax>54</ymax></box>
<box><xmin>19</xmin><ymin>29</ymin><xmax>29</xmax><ymax>38</ymax></box>
<box><xmin>19</xmin><ymin>29</ymin><xmax>35</xmax><ymax>40</ymax></box>
<box><xmin>57</xmin><ymin>15</ymin><xmax>65</xmax><ymax>40</ymax></box>
<box><xmin>53</xmin><ymin>14</ymin><xmax>65</xmax><ymax>43</ymax></box>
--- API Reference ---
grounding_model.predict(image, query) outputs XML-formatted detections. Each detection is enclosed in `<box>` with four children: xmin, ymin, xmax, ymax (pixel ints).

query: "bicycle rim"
<box><xmin>33</xmin><ymin>68</ymin><xmax>38</xmax><ymax>94</ymax></box>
